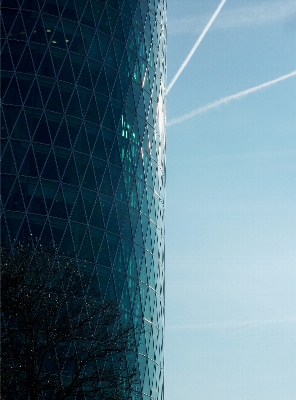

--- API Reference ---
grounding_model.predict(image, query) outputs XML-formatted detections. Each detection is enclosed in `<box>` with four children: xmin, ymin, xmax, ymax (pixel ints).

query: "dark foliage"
<box><xmin>1</xmin><ymin>244</ymin><xmax>140</xmax><ymax>400</ymax></box>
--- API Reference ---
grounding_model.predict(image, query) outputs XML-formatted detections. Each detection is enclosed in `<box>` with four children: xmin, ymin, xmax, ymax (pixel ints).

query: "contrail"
<box><xmin>167</xmin><ymin>317</ymin><xmax>296</xmax><ymax>331</ymax></box>
<box><xmin>167</xmin><ymin>0</ymin><xmax>227</xmax><ymax>94</ymax></box>
<box><xmin>167</xmin><ymin>69</ymin><xmax>296</xmax><ymax>127</ymax></box>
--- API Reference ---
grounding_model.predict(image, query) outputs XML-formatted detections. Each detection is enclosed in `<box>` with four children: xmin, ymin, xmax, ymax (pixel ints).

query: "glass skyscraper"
<box><xmin>1</xmin><ymin>0</ymin><xmax>166</xmax><ymax>398</ymax></box>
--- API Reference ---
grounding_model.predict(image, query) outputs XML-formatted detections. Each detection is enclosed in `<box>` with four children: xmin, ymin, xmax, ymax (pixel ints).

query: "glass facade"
<box><xmin>0</xmin><ymin>0</ymin><xmax>166</xmax><ymax>398</ymax></box>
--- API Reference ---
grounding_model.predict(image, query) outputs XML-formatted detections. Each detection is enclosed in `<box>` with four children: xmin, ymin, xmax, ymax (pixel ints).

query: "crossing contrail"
<box><xmin>167</xmin><ymin>0</ymin><xmax>227</xmax><ymax>94</ymax></box>
<box><xmin>167</xmin><ymin>69</ymin><xmax>296</xmax><ymax>127</ymax></box>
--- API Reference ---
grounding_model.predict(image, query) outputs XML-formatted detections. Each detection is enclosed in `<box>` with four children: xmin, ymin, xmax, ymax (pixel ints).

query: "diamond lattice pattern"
<box><xmin>1</xmin><ymin>0</ymin><xmax>166</xmax><ymax>398</ymax></box>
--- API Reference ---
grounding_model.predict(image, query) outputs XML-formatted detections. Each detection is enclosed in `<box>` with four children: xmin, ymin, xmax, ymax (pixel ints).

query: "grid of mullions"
<box><xmin>1</xmin><ymin>0</ymin><xmax>166</xmax><ymax>399</ymax></box>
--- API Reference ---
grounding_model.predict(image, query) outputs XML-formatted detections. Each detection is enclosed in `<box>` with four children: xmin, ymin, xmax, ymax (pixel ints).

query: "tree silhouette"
<box><xmin>1</xmin><ymin>244</ymin><xmax>140</xmax><ymax>400</ymax></box>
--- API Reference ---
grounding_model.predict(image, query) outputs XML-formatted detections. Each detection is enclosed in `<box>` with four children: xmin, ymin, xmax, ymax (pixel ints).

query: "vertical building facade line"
<box><xmin>1</xmin><ymin>0</ymin><xmax>166</xmax><ymax>398</ymax></box>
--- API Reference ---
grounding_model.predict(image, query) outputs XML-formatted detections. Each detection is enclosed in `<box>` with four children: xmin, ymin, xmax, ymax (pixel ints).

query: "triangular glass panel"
<box><xmin>33</xmin><ymin>114</ymin><xmax>51</xmax><ymax>144</ymax></box>
<box><xmin>113</xmin><ymin>242</ymin><xmax>125</xmax><ymax>273</ymax></box>
<box><xmin>110</xmin><ymin>75</ymin><xmax>123</xmax><ymax>103</ymax></box>
<box><xmin>99</xmin><ymin>167</ymin><xmax>113</xmax><ymax>196</ymax></box>
<box><xmin>11</xmin><ymin>110</ymin><xmax>31</xmax><ymax>141</ymax></box>
<box><xmin>50</xmin><ymin>187</ymin><xmax>68</xmax><ymax>219</ymax></box>
<box><xmin>121</xmin><ymin>237</ymin><xmax>133</xmax><ymax>266</ymax></box>
<box><xmin>68</xmin><ymin>52</ymin><xmax>84</xmax><ymax>80</ymax></box>
<box><xmin>89</xmin><ymin>196</ymin><xmax>104</xmax><ymax>228</ymax></box>
<box><xmin>122</xmin><ymin>0</ymin><xmax>133</xmax><ymax>18</ymax></box>
<box><xmin>113</xmin><ymin>272</ymin><xmax>126</xmax><ymax>301</ymax></box>
<box><xmin>19</xmin><ymin>146</ymin><xmax>38</xmax><ymax>178</ymax></box>
<box><xmin>17</xmin><ymin>216</ymin><xmax>33</xmax><ymax>246</ymax></box>
<box><xmin>1</xmin><ymin>143</ymin><xmax>17</xmax><ymax>175</ymax></box>
<box><xmin>98</xmin><ymin>32</ymin><xmax>110</xmax><ymax>60</ymax></box>
<box><xmin>59</xmin><ymin>223</ymin><xmax>75</xmax><ymax>256</ymax></box>
<box><xmin>66</xmin><ymin>88</ymin><xmax>82</xmax><ymax>118</ymax></box>
<box><xmin>65</xmin><ymin>116</ymin><xmax>81</xmax><ymax>146</ymax></box>
<box><xmin>107</xmin><ymin>206</ymin><xmax>119</xmax><ymax>234</ymax></box>
<box><xmin>88</xmin><ymin>33</ymin><xmax>102</xmax><ymax>62</ymax></box>
<box><xmin>80</xmin><ymin>24</ymin><xmax>95</xmax><ymax>53</ymax></box>
<box><xmin>0</xmin><ymin>42</ymin><xmax>14</xmax><ymax>71</ymax></box>
<box><xmin>102</xmin><ymin>128</ymin><xmax>116</xmax><ymax>158</ymax></box>
<box><xmin>121</xmin><ymin>212</ymin><xmax>133</xmax><ymax>241</ymax></box>
<box><xmin>88</xmin><ymin>58</ymin><xmax>102</xmax><ymax>87</ymax></box>
<box><xmin>54</xmin><ymin>119</ymin><xmax>71</xmax><ymax>148</ymax></box>
<box><xmin>79</xmin><ymin>230</ymin><xmax>94</xmax><ymax>262</ymax></box>
<box><xmin>105</xmin><ymin>65</ymin><xmax>117</xmax><ymax>92</ymax></box>
<box><xmin>37</xmin><ymin>81</ymin><xmax>53</xmax><ymax>109</ymax></box>
<box><xmin>88</xmin><ymin>226</ymin><xmax>103</xmax><ymax>260</ymax></box>
<box><xmin>25</xmin><ymin>79</ymin><xmax>43</xmax><ymax>109</ymax></box>
<box><xmin>115</xmin><ymin>174</ymin><xmax>127</xmax><ymax>203</ymax></box>
<box><xmin>5</xmin><ymin>179</ymin><xmax>25</xmax><ymax>212</ymax></box>
<box><xmin>81</xmin><ymin>189</ymin><xmax>95</xmax><ymax>219</ymax></box>
<box><xmin>3</xmin><ymin>75</ymin><xmax>22</xmax><ymax>106</ymax></box>
<box><xmin>113</xmin><ymin>15</ymin><xmax>125</xmax><ymax>42</ymax></box>
<box><xmin>96</xmin><ymin>69</ymin><xmax>109</xmax><ymax>97</ymax></box>
<box><xmin>50</xmin><ymin>218</ymin><xmax>67</xmax><ymax>248</ymax></box>
<box><xmin>97</xmin><ymin>8</ymin><xmax>111</xmax><ymax>35</ymax></box>
<box><xmin>62</xmin><ymin>183</ymin><xmax>78</xmax><ymax>215</ymax></box>
<box><xmin>82</xmin><ymin>122</ymin><xmax>95</xmax><ymax>152</ymax></box>
<box><xmin>62</xmin><ymin>0</ymin><xmax>78</xmax><ymax>22</ymax></box>
<box><xmin>89</xmin><ymin>0</ymin><xmax>104</xmax><ymax>25</ymax></box>
<box><xmin>82</xmin><ymin>161</ymin><xmax>97</xmax><ymax>191</ymax></box>
<box><xmin>47</xmin><ymin>113</ymin><xmax>63</xmax><ymax>143</ymax></box>
<box><xmin>114</xmin><ymin>200</ymin><xmax>127</xmax><ymax>230</ymax></box>
<box><xmin>99</xmin><ymin>194</ymin><xmax>113</xmax><ymax>224</ymax></box>
<box><xmin>77</xmin><ymin>60</ymin><xmax>93</xmax><ymax>89</ymax></box>
<box><xmin>74</xmin><ymin>124</ymin><xmax>90</xmax><ymax>154</ymax></box>
<box><xmin>81</xmin><ymin>1</ymin><xmax>95</xmax><ymax>27</ymax></box>
<box><xmin>97</xmin><ymin>234</ymin><xmax>111</xmax><ymax>267</ymax></box>
<box><xmin>38</xmin><ymin>218</ymin><xmax>53</xmax><ymax>245</ymax></box>
<box><xmin>108</xmin><ymin>139</ymin><xmax>121</xmax><ymax>167</ymax></box>
<box><xmin>113</xmin><ymin>40</ymin><xmax>124</xmax><ymax>68</ymax></box>
<box><xmin>69</xmin><ymin>26</ymin><xmax>85</xmax><ymax>55</ymax></box>
<box><xmin>92</xmin><ymin>132</ymin><xmax>107</xmax><ymax>160</ymax></box>
<box><xmin>17</xmin><ymin>45</ymin><xmax>35</xmax><ymax>74</ymax></box>
<box><xmin>109</xmin><ymin>165</ymin><xmax>122</xmax><ymax>197</ymax></box>
<box><xmin>46</xmin><ymin>84</ymin><xmax>63</xmax><ymax>113</ymax></box>
<box><xmin>102</xmin><ymin>103</ymin><xmax>115</xmax><ymax>131</ymax></box>
<box><xmin>85</xmin><ymin>95</ymin><xmax>100</xmax><ymax>125</ymax></box>
<box><xmin>57</xmin><ymin>88</ymin><xmax>72</xmax><ymax>117</ymax></box>
<box><xmin>58</xmin><ymin>54</ymin><xmax>75</xmax><ymax>83</ymax></box>
<box><xmin>17</xmin><ymin>75</ymin><xmax>34</xmax><ymax>104</ymax></box>
<box><xmin>10</xmin><ymin>139</ymin><xmax>28</xmax><ymax>172</ymax></box>
<box><xmin>106</xmin><ymin>6</ymin><xmax>119</xmax><ymax>32</ymax></box>
<box><xmin>9</xmin><ymin>41</ymin><xmax>26</xmax><ymax>69</ymax></box>
<box><xmin>106</xmin><ymin>232</ymin><xmax>120</xmax><ymax>265</ymax></box>
<box><xmin>105</xmin><ymin>42</ymin><xmax>117</xmax><ymax>68</ymax></box>
<box><xmin>70</xmin><ymin>191</ymin><xmax>87</xmax><ymax>224</ymax></box>
<box><xmin>40</xmin><ymin>180</ymin><xmax>58</xmax><ymax>212</ymax></box>
<box><xmin>73</xmin><ymin>152</ymin><xmax>88</xmax><ymax>183</ymax></box>
<box><xmin>77</xmin><ymin>87</ymin><xmax>92</xmax><ymax>115</ymax></box>
<box><xmin>28</xmin><ymin>181</ymin><xmax>47</xmax><ymax>215</ymax></box>
<box><xmin>51</xmin><ymin>21</ymin><xmax>67</xmax><ymax>49</ymax></box>
<box><xmin>134</xmin><ymin>217</ymin><xmax>144</xmax><ymax>247</ymax></box>
<box><xmin>41</xmin><ymin>150</ymin><xmax>60</xmax><ymax>181</ymax></box>
<box><xmin>97</xmin><ymin>266</ymin><xmax>111</xmax><ymax>297</ymax></box>
<box><xmin>93</xmin><ymin>158</ymin><xmax>106</xmax><ymax>188</ymax></box>
<box><xmin>95</xmin><ymin>93</ymin><xmax>108</xmax><ymax>121</ymax></box>
<box><xmin>69</xmin><ymin>221</ymin><xmax>85</xmax><ymax>253</ymax></box>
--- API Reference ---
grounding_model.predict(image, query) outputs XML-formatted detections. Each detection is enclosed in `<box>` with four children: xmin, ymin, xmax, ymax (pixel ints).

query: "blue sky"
<box><xmin>165</xmin><ymin>1</ymin><xmax>296</xmax><ymax>399</ymax></box>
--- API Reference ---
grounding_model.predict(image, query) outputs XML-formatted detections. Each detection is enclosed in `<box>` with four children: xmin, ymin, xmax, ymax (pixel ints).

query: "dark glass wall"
<box><xmin>1</xmin><ymin>0</ymin><xmax>166</xmax><ymax>398</ymax></box>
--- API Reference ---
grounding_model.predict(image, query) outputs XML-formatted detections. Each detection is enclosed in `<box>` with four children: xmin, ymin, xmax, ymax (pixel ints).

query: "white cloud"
<box><xmin>169</xmin><ymin>1</ymin><xmax>296</xmax><ymax>35</ymax></box>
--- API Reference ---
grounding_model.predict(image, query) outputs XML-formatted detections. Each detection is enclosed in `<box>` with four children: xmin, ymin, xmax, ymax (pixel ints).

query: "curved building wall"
<box><xmin>1</xmin><ymin>0</ymin><xmax>166</xmax><ymax>398</ymax></box>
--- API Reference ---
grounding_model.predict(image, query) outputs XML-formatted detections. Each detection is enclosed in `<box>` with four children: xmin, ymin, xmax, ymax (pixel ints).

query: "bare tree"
<box><xmin>1</xmin><ymin>244</ymin><xmax>140</xmax><ymax>400</ymax></box>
